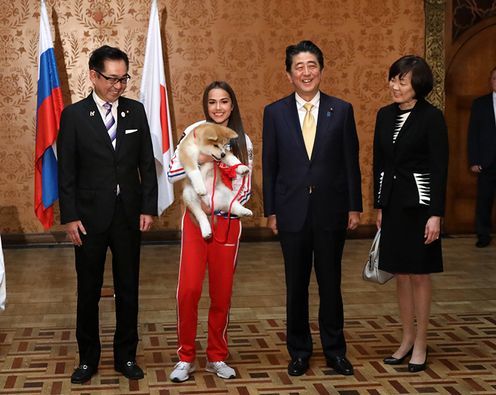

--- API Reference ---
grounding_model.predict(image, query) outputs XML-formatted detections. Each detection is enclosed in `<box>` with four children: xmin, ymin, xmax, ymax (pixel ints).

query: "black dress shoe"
<box><xmin>408</xmin><ymin>350</ymin><xmax>428</xmax><ymax>373</ymax></box>
<box><xmin>383</xmin><ymin>346</ymin><xmax>413</xmax><ymax>365</ymax></box>
<box><xmin>115</xmin><ymin>361</ymin><xmax>144</xmax><ymax>380</ymax></box>
<box><xmin>476</xmin><ymin>237</ymin><xmax>491</xmax><ymax>248</ymax></box>
<box><xmin>326</xmin><ymin>356</ymin><xmax>354</xmax><ymax>376</ymax></box>
<box><xmin>288</xmin><ymin>357</ymin><xmax>309</xmax><ymax>376</ymax></box>
<box><xmin>71</xmin><ymin>364</ymin><xmax>97</xmax><ymax>384</ymax></box>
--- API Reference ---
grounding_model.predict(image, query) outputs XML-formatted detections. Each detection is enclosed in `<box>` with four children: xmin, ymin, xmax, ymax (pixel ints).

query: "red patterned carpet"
<box><xmin>1</xmin><ymin>313</ymin><xmax>495</xmax><ymax>394</ymax></box>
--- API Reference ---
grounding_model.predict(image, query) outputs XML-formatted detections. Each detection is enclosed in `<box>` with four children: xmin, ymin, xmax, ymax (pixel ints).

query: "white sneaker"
<box><xmin>205</xmin><ymin>361</ymin><xmax>236</xmax><ymax>379</ymax></box>
<box><xmin>169</xmin><ymin>361</ymin><xmax>195</xmax><ymax>382</ymax></box>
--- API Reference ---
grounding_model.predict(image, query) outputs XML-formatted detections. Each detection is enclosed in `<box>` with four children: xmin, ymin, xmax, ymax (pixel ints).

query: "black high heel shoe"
<box><xmin>408</xmin><ymin>349</ymin><xmax>428</xmax><ymax>372</ymax></box>
<box><xmin>383</xmin><ymin>346</ymin><xmax>413</xmax><ymax>365</ymax></box>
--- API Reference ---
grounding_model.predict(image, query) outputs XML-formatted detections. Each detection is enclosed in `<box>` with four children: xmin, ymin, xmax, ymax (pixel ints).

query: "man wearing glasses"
<box><xmin>57</xmin><ymin>45</ymin><xmax>157</xmax><ymax>384</ymax></box>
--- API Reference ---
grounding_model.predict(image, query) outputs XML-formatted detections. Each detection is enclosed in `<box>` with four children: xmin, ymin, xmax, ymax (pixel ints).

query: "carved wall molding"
<box><xmin>425</xmin><ymin>0</ymin><xmax>446</xmax><ymax>110</ymax></box>
<box><xmin>452</xmin><ymin>0</ymin><xmax>496</xmax><ymax>40</ymax></box>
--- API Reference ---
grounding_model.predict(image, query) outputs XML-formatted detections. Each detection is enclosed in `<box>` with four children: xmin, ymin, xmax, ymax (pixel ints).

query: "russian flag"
<box><xmin>35</xmin><ymin>0</ymin><xmax>64</xmax><ymax>229</ymax></box>
<box><xmin>140</xmin><ymin>0</ymin><xmax>175</xmax><ymax>215</ymax></box>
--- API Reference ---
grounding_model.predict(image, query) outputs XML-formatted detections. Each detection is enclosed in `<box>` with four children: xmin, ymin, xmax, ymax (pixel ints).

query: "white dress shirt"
<box><xmin>492</xmin><ymin>91</ymin><xmax>496</xmax><ymax>125</ymax></box>
<box><xmin>92</xmin><ymin>91</ymin><xmax>119</xmax><ymax>149</ymax></box>
<box><xmin>295</xmin><ymin>91</ymin><xmax>320</xmax><ymax>129</ymax></box>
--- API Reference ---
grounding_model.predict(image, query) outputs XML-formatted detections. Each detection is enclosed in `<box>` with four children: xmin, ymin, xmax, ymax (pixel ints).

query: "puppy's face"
<box><xmin>195</xmin><ymin>123</ymin><xmax>238</xmax><ymax>160</ymax></box>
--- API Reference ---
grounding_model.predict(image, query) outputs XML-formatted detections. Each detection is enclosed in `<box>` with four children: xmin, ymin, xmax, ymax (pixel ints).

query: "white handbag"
<box><xmin>362</xmin><ymin>229</ymin><xmax>394</xmax><ymax>284</ymax></box>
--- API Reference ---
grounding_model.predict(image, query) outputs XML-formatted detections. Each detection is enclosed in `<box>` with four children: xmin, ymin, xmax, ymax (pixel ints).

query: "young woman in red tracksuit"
<box><xmin>167</xmin><ymin>81</ymin><xmax>253</xmax><ymax>382</ymax></box>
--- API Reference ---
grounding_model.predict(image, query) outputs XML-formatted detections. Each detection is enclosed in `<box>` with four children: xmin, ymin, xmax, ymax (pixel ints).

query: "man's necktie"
<box><xmin>103</xmin><ymin>102</ymin><xmax>117</xmax><ymax>147</ymax></box>
<box><xmin>302</xmin><ymin>102</ymin><xmax>316</xmax><ymax>158</ymax></box>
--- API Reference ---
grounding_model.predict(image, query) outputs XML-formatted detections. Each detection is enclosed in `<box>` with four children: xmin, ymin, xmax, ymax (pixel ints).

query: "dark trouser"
<box><xmin>475</xmin><ymin>169</ymin><xmax>496</xmax><ymax>240</ymax></box>
<box><xmin>278</xmin><ymin>203</ymin><xmax>347</xmax><ymax>361</ymax></box>
<box><xmin>74</xmin><ymin>198</ymin><xmax>141</xmax><ymax>367</ymax></box>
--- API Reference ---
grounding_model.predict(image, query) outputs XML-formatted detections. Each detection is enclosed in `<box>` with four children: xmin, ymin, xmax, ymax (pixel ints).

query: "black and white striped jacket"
<box><xmin>373</xmin><ymin>99</ymin><xmax>449</xmax><ymax>216</ymax></box>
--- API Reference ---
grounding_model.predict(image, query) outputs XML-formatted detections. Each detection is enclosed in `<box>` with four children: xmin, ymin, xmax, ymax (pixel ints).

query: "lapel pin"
<box><xmin>121</xmin><ymin>111</ymin><xmax>126</xmax><ymax>117</ymax></box>
<box><xmin>327</xmin><ymin>107</ymin><xmax>334</xmax><ymax>117</ymax></box>
<box><xmin>90</xmin><ymin>111</ymin><xmax>95</xmax><ymax>117</ymax></box>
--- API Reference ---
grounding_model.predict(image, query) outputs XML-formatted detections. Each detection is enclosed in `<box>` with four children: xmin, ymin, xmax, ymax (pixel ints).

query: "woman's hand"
<box><xmin>201</xmin><ymin>199</ymin><xmax>211</xmax><ymax>214</ymax></box>
<box><xmin>424</xmin><ymin>216</ymin><xmax>441</xmax><ymax>244</ymax></box>
<box><xmin>198</xmin><ymin>153</ymin><xmax>213</xmax><ymax>164</ymax></box>
<box><xmin>376</xmin><ymin>209</ymin><xmax>382</xmax><ymax>230</ymax></box>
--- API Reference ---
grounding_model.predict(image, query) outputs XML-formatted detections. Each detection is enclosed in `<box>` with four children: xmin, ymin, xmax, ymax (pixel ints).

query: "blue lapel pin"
<box><xmin>327</xmin><ymin>107</ymin><xmax>334</xmax><ymax>117</ymax></box>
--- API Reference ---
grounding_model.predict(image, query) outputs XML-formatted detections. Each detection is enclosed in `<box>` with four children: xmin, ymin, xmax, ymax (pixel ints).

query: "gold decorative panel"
<box><xmin>425</xmin><ymin>0</ymin><xmax>446</xmax><ymax>111</ymax></box>
<box><xmin>0</xmin><ymin>0</ymin><xmax>425</xmax><ymax>234</ymax></box>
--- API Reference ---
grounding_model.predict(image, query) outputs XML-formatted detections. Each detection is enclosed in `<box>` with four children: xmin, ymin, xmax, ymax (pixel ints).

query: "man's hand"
<box><xmin>347</xmin><ymin>211</ymin><xmax>360</xmax><ymax>230</ymax></box>
<box><xmin>267</xmin><ymin>214</ymin><xmax>278</xmax><ymax>235</ymax></box>
<box><xmin>140</xmin><ymin>214</ymin><xmax>153</xmax><ymax>232</ymax></box>
<box><xmin>470</xmin><ymin>165</ymin><xmax>482</xmax><ymax>173</ymax></box>
<box><xmin>424</xmin><ymin>216</ymin><xmax>441</xmax><ymax>244</ymax></box>
<box><xmin>66</xmin><ymin>220</ymin><xmax>86</xmax><ymax>246</ymax></box>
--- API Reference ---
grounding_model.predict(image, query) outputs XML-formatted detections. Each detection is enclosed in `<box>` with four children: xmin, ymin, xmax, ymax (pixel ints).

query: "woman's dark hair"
<box><xmin>202</xmin><ymin>81</ymin><xmax>248</xmax><ymax>165</ymax></box>
<box><xmin>285</xmin><ymin>40</ymin><xmax>324</xmax><ymax>72</ymax></box>
<box><xmin>388</xmin><ymin>55</ymin><xmax>433</xmax><ymax>99</ymax></box>
<box><xmin>89</xmin><ymin>45</ymin><xmax>129</xmax><ymax>72</ymax></box>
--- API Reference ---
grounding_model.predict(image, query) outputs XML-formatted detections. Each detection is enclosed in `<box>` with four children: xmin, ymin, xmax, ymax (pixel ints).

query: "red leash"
<box><xmin>210</xmin><ymin>162</ymin><xmax>247</xmax><ymax>244</ymax></box>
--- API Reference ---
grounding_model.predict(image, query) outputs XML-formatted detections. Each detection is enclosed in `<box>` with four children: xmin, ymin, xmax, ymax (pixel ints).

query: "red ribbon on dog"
<box><xmin>218</xmin><ymin>163</ymin><xmax>243</xmax><ymax>189</ymax></box>
<box><xmin>210</xmin><ymin>162</ymin><xmax>247</xmax><ymax>244</ymax></box>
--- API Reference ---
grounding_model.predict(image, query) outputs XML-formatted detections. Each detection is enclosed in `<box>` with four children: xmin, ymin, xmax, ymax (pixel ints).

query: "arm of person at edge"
<box><xmin>375</xmin><ymin>209</ymin><xmax>441</xmax><ymax>245</ymax></box>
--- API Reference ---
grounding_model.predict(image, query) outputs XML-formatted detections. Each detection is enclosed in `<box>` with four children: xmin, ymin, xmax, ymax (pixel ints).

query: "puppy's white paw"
<box><xmin>238</xmin><ymin>207</ymin><xmax>253</xmax><ymax>217</ymax></box>
<box><xmin>236</xmin><ymin>165</ymin><xmax>250</xmax><ymax>175</ymax></box>
<box><xmin>194</xmin><ymin>183</ymin><xmax>207</xmax><ymax>196</ymax></box>
<box><xmin>199</xmin><ymin>221</ymin><xmax>212</xmax><ymax>239</ymax></box>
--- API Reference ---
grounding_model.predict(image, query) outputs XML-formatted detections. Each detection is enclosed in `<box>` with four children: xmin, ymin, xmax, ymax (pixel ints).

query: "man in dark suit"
<box><xmin>468</xmin><ymin>66</ymin><xmax>496</xmax><ymax>248</ymax></box>
<box><xmin>262</xmin><ymin>40</ymin><xmax>362</xmax><ymax>376</ymax></box>
<box><xmin>57</xmin><ymin>45</ymin><xmax>157</xmax><ymax>383</ymax></box>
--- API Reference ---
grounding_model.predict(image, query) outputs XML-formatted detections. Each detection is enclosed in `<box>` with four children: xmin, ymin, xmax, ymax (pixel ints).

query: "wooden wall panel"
<box><xmin>444</xmin><ymin>22</ymin><xmax>496</xmax><ymax>233</ymax></box>
<box><xmin>0</xmin><ymin>0</ymin><xmax>425</xmax><ymax>234</ymax></box>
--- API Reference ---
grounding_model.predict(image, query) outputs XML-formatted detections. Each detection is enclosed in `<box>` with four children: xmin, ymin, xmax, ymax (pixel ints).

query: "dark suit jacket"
<box><xmin>57</xmin><ymin>93</ymin><xmax>157</xmax><ymax>233</ymax></box>
<box><xmin>468</xmin><ymin>93</ymin><xmax>496</xmax><ymax>169</ymax></box>
<box><xmin>262</xmin><ymin>92</ymin><xmax>362</xmax><ymax>232</ymax></box>
<box><xmin>373</xmin><ymin>99</ymin><xmax>448</xmax><ymax>216</ymax></box>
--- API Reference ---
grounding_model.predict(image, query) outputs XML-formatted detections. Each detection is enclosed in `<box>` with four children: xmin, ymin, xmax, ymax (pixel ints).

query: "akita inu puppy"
<box><xmin>177</xmin><ymin>123</ymin><xmax>253</xmax><ymax>239</ymax></box>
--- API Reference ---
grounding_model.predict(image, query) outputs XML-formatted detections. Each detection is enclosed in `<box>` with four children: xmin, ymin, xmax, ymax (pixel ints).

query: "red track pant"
<box><xmin>175</xmin><ymin>210</ymin><xmax>241</xmax><ymax>362</ymax></box>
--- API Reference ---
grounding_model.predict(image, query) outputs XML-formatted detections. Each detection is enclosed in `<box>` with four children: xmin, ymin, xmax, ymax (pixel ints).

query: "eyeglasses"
<box><xmin>95</xmin><ymin>70</ymin><xmax>131</xmax><ymax>86</ymax></box>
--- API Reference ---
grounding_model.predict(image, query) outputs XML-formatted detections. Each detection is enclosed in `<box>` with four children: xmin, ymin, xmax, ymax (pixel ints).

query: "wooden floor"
<box><xmin>0</xmin><ymin>236</ymin><xmax>495</xmax><ymax>394</ymax></box>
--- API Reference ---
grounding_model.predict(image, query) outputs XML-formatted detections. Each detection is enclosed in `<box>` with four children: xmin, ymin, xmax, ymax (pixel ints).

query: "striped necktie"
<box><xmin>103</xmin><ymin>102</ymin><xmax>117</xmax><ymax>147</ymax></box>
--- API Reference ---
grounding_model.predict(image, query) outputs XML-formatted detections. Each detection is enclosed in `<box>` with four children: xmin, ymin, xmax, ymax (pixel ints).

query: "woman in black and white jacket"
<box><xmin>373</xmin><ymin>55</ymin><xmax>448</xmax><ymax>373</ymax></box>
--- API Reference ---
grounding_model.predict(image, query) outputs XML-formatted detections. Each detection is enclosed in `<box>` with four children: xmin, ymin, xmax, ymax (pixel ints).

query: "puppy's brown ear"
<box><xmin>219</xmin><ymin>125</ymin><xmax>238</xmax><ymax>140</ymax></box>
<box><xmin>199</xmin><ymin>124</ymin><xmax>218</xmax><ymax>142</ymax></box>
<box><xmin>206</xmin><ymin>131</ymin><xmax>218</xmax><ymax>142</ymax></box>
